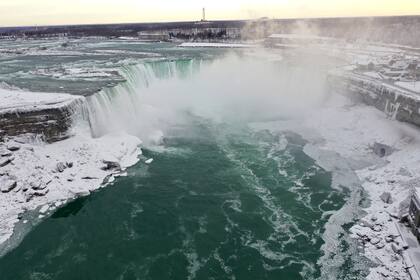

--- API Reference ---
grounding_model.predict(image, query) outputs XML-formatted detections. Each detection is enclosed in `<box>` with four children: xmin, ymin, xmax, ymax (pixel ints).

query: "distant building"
<box><xmin>202</xmin><ymin>8</ymin><xmax>206</xmax><ymax>22</ymax></box>
<box><xmin>137</xmin><ymin>32</ymin><xmax>169</xmax><ymax>41</ymax></box>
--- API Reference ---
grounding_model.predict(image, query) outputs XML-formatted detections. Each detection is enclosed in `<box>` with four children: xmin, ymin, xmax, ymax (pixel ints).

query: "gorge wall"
<box><xmin>328</xmin><ymin>72</ymin><xmax>420</xmax><ymax>127</ymax></box>
<box><xmin>0</xmin><ymin>95</ymin><xmax>86</xmax><ymax>143</ymax></box>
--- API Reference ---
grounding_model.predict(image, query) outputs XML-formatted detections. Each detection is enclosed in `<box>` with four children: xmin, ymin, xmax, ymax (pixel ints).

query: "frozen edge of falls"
<box><xmin>0</xmin><ymin>92</ymin><xmax>143</xmax><ymax>257</ymax></box>
<box><xmin>0</xmin><ymin>129</ymin><xmax>143</xmax><ymax>256</ymax></box>
<box><xmin>0</xmin><ymin>58</ymin><xmax>204</xmax><ymax>254</ymax></box>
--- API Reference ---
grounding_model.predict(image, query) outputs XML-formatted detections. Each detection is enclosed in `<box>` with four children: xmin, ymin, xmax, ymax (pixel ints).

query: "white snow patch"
<box><xmin>395</xmin><ymin>81</ymin><xmax>420</xmax><ymax>93</ymax></box>
<box><xmin>0</xmin><ymin>127</ymin><xmax>142</xmax><ymax>247</ymax></box>
<box><xmin>0</xmin><ymin>86</ymin><xmax>83</xmax><ymax>114</ymax></box>
<box><xmin>251</xmin><ymin>93</ymin><xmax>420</xmax><ymax>279</ymax></box>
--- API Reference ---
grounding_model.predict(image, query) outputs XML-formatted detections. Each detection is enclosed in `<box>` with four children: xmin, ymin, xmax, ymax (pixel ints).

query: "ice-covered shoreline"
<box><xmin>0</xmin><ymin>129</ymin><xmax>142</xmax><ymax>253</ymax></box>
<box><xmin>0</xmin><ymin>86</ymin><xmax>84</xmax><ymax>115</ymax></box>
<box><xmin>0</xmin><ymin>86</ymin><xmax>143</xmax><ymax>255</ymax></box>
<box><xmin>251</xmin><ymin>93</ymin><xmax>420</xmax><ymax>279</ymax></box>
<box><xmin>304</xmin><ymin>95</ymin><xmax>420</xmax><ymax>280</ymax></box>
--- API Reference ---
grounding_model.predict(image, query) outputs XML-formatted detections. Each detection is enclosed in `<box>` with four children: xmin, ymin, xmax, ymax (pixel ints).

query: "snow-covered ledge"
<box><xmin>0</xmin><ymin>87</ymin><xmax>85</xmax><ymax>142</ymax></box>
<box><xmin>0</xmin><ymin>88</ymin><xmax>143</xmax><ymax>255</ymax></box>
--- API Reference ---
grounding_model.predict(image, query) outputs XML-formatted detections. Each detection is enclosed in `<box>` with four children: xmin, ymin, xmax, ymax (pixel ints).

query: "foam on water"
<box><xmin>0</xmin><ymin>51</ymin><xmax>372</xmax><ymax>279</ymax></box>
<box><xmin>87</xmin><ymin>59</ymin><xmax>205</xmax><ymax>141</ymax></box>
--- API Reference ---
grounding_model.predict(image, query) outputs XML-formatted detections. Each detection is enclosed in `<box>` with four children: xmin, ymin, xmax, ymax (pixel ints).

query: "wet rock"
<box><xmin>380</xmin><ymin>192</ymin><xmax>393</xmax><ymax>204</ymax></box>
<box><xmin>102</xmin><ymin>174</ymin><xmax>114</xmax><ymax>185</ymax></box>
<box><xmin>101</xmin><ymin>160</ymin><xmax>121</xmax><ymax>171</ymax></box>
<box><xmin>66</xmin><ymin>162</ymin><xmax>73</xmax><ymax>168</ymax></box>
<box><xmin>0</xmin><ymin>179</ymin><xmax>17</xmax><ymax>193</ymax></box>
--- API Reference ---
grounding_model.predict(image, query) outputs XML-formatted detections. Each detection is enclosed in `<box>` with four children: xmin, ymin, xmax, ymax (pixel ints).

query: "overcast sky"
<box><xmin>1</xmin><ymin>0</ymin><xmax>420</xmax><ymax>27</ymax></box>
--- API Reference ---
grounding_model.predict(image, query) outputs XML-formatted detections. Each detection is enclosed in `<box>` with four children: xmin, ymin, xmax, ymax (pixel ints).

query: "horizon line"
<box><xmin>1</xmin><ymin>13</ymin><xmax>420</xmax><ymax>30</ymax></box>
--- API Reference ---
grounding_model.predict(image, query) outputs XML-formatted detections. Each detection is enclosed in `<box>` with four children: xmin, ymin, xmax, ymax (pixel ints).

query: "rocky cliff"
<box><xmin>0</xmin><ymin>89</ymin><xmax>86</xmax><ymax>143</ymax></box>
<box><xmin>328</xmin><ymin>72</ymin><xmax>420</xmax><ymax>127</ymax></box>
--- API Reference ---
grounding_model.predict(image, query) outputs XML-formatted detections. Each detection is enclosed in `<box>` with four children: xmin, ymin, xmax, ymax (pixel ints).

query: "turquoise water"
<box><xmin>0</xmin><ymin>46</ymin><xmax>369</xmax><ymax>279</ymax></box>
<box><xmin>0</xmin><ymin>119</ymin><xmax>366</xmax><ymax>280</ymax></box>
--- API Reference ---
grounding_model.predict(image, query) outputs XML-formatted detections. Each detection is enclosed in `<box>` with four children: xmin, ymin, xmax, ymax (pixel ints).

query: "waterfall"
<box><xmin>86</xmin><ymin>59</ymin><xmax>203</xmax><ymax>140</ymax></box>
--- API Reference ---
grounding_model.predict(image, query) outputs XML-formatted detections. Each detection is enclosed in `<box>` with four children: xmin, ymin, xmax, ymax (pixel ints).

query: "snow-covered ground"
<box><xmin>304</xmin><ymin>95</ymin><xmax>420</xmax><ymax>280</ymax></box>
<box><xmin>1</xmin><ymin>40</ymin><xmax>420</xmax><ymax>278</ymax></box>
<box><xmin>0</xmin><ymin>128</ymin><xmax>142</xmax><ymax>248</ymax></box>
<box><xmin>252</xmin><ymin>93</ymin><xmax>420</xmax><ymax>279</ymax></box>
<box><xmin>0</xmin><ymin>86</ymin><xmax>84</xmax><ymax>114</ymax></box>
<box><xmin>0</xmin><ymin>87</ymin><xmax>144</xmax><ymax>254</ymax></box>
<box><xmin>396</xmin><ymin>81</ymin><xmax>420</xmax><ymax>93</ymax></box>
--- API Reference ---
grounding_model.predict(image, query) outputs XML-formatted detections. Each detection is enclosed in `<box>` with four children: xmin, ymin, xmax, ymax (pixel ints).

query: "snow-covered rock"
<box><xmin>0</xmin><ymin>178</ymin><xmax>17</xmax><ymax>193</ymax></box>
<box><xmin>0</xmin><ymin>87</ymin><xmax>85</xmax><ymax>142</ymax></box>
<box><xmin>0</xmin><ymin>129</ymin><xmax>142</xmax><ymax>247</ymax></box>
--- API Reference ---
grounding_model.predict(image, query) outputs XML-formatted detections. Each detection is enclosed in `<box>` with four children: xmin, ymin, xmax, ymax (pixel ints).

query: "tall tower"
<box><xmin>202</xmin><ymin>8</ymin><xmax>206</xmax><ymax>21</ymax></box>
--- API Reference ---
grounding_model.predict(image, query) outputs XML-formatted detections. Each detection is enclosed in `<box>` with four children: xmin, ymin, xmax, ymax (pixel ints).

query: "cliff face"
<box><xmin>0</xmin><ymin>89</ymin><xmax>86</xmax><ymax>143</ymax></box>
<box><xmin>328</xmin><ymin>72</ymin><xmax>420</xmax><ymax>127</ymax></box>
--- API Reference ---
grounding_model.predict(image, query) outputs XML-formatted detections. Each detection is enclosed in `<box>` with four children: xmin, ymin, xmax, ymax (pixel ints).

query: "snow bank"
<box><xmin>303</xmin><ymin>95</ymin><xmax>420</xmax><ymax>279</ymax></box>
<box><xmin>396</xmin><ymin>81</ymin><xmax>420</xmax><ymax>93</ymax></box>
<box><xmin>0</xmin><ymin>127</ymin><xmax>142</xmax><ymax>250</ymax></box>
<box><xmin>251</xmin><ymin>93</ymin><xmax>420</xmax><ymax>279</ymax></box>
<box><xmin>302</xmin><ymin>95</ymin><xmax>420</xmax><ymax>279</ymax></box>
<box><xmin>0</xmin><ymin>86</ymin><xmax>84</xmax><ymax>114</ymax></box>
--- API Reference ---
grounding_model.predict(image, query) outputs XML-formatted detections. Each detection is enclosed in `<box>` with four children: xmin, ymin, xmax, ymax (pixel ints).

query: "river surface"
<box><xmin>0</xmin><ymin>40</ymin><xmax>369</xmax><ymax>279</ymax></box>
<box><xmin>0</xmin><ymin>119</ymin><xmax>367</xmax><ymax>279</ymax></box>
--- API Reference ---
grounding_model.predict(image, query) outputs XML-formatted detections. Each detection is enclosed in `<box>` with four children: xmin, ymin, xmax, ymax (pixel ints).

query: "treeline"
<box><xmin>1</xmin><ymin>16</ymin><xmax>420</xmax><ymax>46</ymax></box>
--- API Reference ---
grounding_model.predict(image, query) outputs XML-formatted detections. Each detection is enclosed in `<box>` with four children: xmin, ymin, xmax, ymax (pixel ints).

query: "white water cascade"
<box><xmin>87</xmin><ymin>59</ymin><xmax>204</xmax><ymax>142</ymax></box>
<box><xmin>86</xmin><ymin>54</ymin><xmax>331</xmax><ymax>145</ymax></box>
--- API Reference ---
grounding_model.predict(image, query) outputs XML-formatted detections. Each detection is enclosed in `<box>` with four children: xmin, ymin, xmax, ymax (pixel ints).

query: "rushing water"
<box><xmin>0</xmin><ymin>51</ymin><xmax>369</xmax><ymax>279</ymax></box>
<box><xmin>0</xmin><ymin>120</ymin><xmax>358</xmax><ymax>279</ymax></box>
